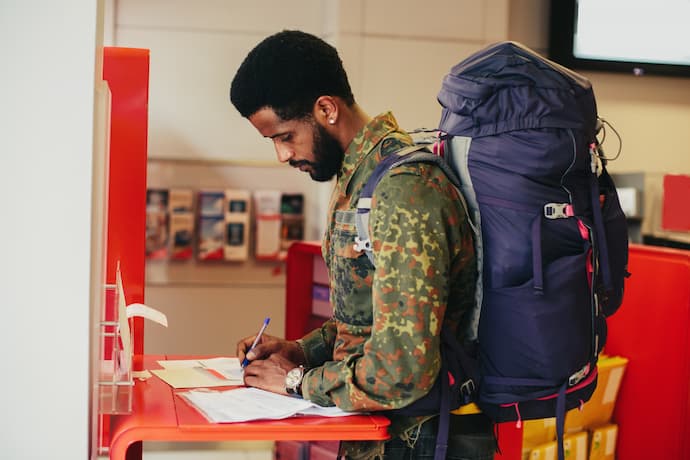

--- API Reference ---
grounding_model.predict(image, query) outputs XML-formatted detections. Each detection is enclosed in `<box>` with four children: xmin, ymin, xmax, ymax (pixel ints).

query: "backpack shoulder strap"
<box><xmin>355</xmin><ymin>147</ymin><xmax>481</xmax><ymax>460</ymax></box>
<box><xmin>354</xmin><ymin>146</ymin><xmax>463</xmax><ymax>265</ymax></box>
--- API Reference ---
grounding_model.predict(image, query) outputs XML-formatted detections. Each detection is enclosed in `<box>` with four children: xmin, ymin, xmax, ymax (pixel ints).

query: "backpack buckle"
<box><xmin>459</xmin><ymin>379</ymin><xmax>476</xmax><ymax>397</ymax></box>
<box><xmin>353</xmin><ymin>236</ymin><xmax>371</xmax><ymax>252</ymax></box>
<box><xmin>568</xmin><ymin>363</ymin><xmax>591</xmax><ymax>386</ymax></box>
<box><xmin>544</xmin><ymin>203</ymin><xmax>572</xmax><ymax>219</ymax></box>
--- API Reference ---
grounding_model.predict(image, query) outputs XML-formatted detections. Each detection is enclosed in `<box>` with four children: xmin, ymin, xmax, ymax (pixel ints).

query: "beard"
<box><xmin>289</xmin><ymin>122</ymin><xmax>344</xmax><ymax>182</ymax></box>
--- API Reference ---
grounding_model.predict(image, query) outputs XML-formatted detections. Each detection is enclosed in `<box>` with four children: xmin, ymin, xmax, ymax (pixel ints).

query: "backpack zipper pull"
<box><xmin>590</xmin><ymin>142</ymin><xmax>602</xmax><ymax>176</ymax></box>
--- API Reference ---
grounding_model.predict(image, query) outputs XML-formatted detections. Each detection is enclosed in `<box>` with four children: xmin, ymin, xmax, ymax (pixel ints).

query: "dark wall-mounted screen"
<box><xmin>549</xmin><ymin>0</ymin><xmax>690</xmax><ymax>77</ymax></box>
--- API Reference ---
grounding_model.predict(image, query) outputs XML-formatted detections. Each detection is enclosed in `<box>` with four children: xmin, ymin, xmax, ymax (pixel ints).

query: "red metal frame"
<box><xmin>102</xmin><ymin>46</ymin><xmax>149</xmax><ymax>357</ymax></box>
<box><xmin>285</xmin><ymin>241</ymin><xmax>322</xmax><ymax>340</ymax></box>
<box><xmin>606</xmin><ymin>244</ymin><xmax>690</xmax><ymax>460</ymax></box>
<box><xmin>101</xmin><ymin>46</ymin><xmax>150</xmax><ymax>454</ymax></box>
<box><xmin>662</xmin><ymin>174</ymin><xmax>690</xmax><ymax>231</ymax></box>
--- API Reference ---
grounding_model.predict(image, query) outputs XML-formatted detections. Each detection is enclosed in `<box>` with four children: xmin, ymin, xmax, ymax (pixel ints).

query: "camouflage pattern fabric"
<box><xmin>298</xmin><ymin>113</ymin><xmax>477</xmax><ymax>453</ymax></box>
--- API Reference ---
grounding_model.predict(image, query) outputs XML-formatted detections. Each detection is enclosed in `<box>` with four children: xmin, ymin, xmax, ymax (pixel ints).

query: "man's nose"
<box><xmin>276</xmin><ymin>146</ymin><xmax>294</xmax><ymax>163</ymax></box>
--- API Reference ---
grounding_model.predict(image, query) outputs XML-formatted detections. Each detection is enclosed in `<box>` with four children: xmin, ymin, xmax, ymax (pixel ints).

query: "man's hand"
<box><xmin>236</xmin><ymin>333</ymin><xmax>307</xmax><ymax>368</ymax></box>
<box><xmin>242</xmin><ymin>353</ymin><xmax>300</xmax><ymax>395</ymax></box>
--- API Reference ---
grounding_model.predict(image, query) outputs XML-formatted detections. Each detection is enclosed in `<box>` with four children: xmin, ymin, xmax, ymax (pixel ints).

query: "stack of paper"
<box><xmin>178</xmin><ymin>387</ymin><xmax>356</xmax><ymax>423</ymax></box>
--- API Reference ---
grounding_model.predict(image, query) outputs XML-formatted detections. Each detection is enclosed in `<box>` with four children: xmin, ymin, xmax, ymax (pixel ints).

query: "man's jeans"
<box><xmin>383</xmin><ymin>413</ymin><xmax>497</xmax><ymax>460</ymax></box>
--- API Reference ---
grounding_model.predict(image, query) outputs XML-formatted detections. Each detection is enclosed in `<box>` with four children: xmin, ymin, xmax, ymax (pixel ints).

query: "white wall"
<box><xmin>114</xmin><ymin>0</ymin><xmax>327</xmax><ymax>163</ymax></box>
<box><xmin>113</xmin><ymin>0</ymin><xmax>521</xmax><ymax>164</ymax></box>
<box><xmin>109</xmin><ymin>0</ymin><xmax>690</xmax><ymax>356</ymax></box>
<box><xmin>0</xmin><ymin>1</ymin><xmax>100</xmax><ymax>458</ymax></box>
<box><xmin>577</xmin><ymin>72</ymin><xmax>690</xmax><ymax>174</ymax></box>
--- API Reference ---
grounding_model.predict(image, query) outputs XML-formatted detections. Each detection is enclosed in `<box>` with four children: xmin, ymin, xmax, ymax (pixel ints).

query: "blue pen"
<box><xmin>241</xmin><ymin>317</ymin><xmax>270</xmax><ymax>368</ymax></box>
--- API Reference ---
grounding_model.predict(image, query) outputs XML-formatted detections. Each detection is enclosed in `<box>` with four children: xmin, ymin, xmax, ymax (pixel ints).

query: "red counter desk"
<box><xmin>108</xmin><ymin>355</ymin><xmax>391</xmax><ymax>460</ymax></box>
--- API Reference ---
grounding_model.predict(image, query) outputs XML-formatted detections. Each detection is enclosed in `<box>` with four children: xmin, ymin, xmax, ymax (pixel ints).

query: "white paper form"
<box><xmin>197</xmin><ymin>357</ymin><xmax>243</xmax><ymax>380</ymax></box>
<box><xmin>126</xmin><ymin>302</ymin><xmax>168</xmax><ymax>327</ymax></box>
<box><xmin>178</xmin><ymin>387</ymin><xmax>357</xmax><ymax>423</ymax></box>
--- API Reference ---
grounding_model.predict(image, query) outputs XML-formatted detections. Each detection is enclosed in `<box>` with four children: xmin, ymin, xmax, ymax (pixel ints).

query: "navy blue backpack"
<box><xmin>355</xmin><ymin>41</ymin><xmax>629</xmax><ymax>460</ymax></box>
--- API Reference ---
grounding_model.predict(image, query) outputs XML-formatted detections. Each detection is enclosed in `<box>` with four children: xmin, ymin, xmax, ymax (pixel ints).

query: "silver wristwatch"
<box><xmin>285</xmin><ymin>365</ymin><xmax>304</xmax><ymax>397</ymax></box>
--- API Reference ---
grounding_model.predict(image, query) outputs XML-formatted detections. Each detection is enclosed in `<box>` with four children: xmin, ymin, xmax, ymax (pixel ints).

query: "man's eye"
<box><xmin>280</xmin><ymin>134</ymin><xmax>292</xmax><ymax>142</ymax></box>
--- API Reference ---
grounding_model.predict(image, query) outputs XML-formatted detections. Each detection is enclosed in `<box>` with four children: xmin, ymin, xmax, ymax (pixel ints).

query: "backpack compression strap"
<box><xmin>354</xmin><ymin>146</ymin><xmax>464</xmax><ymax>264</ymax></box>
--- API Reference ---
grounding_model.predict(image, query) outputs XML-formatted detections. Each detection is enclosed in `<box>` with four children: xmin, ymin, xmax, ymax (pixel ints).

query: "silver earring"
<box><xmin>328</xmin><ymin>118</ymin><xmax>335</xmax><ymax>125</ymax></box>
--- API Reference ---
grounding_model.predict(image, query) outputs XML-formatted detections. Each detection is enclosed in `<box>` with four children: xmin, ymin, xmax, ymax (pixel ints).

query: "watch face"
<box><xmin>285</xmin><ymin>366</ymin><xmax>304</xmax><ymax>394</ymax></box>
<box><xmin>286</xmin><ymin>367</ymin><xmax>303</xmax><ymax>387</ymax></box>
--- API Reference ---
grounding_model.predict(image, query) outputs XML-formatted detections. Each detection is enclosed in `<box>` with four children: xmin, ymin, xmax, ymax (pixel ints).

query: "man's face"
<box><xmin>248</xmin><ymin>107</ymin><xmax>344</xmax><ymax>182</ymax></box>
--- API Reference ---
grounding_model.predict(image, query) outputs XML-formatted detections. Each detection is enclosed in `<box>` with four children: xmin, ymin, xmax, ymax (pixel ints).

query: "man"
<box><xmin>230</xmin><ymin>30</ymin><xmax>495</xmax><ymax>459</ymax></box>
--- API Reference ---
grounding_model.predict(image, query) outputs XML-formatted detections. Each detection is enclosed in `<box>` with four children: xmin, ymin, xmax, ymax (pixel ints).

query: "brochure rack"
<box><xmin>98</xmin><ymin>283</ymin><xmax>134</xmax><ymax>415</ymax></box>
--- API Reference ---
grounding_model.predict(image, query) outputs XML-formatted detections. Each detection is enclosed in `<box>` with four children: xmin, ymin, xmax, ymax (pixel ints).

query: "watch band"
<box><xmin>286</xmin><ymin>380</ymin><xmax>302</xmax><ymax>397</ymax></box>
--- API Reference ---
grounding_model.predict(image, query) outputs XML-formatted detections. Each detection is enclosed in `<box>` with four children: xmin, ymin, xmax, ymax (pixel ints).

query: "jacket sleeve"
<box><xmin>299</xmin><ymin>318</ymin><xmax>337</xmax><ymax>368</ymax></box>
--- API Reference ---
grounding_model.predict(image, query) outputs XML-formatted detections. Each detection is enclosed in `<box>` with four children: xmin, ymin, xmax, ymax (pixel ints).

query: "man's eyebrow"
<box><xmin>268</xmin><ymin>131</ymin><xmax>289</xmax><ymax>139</ymax></box>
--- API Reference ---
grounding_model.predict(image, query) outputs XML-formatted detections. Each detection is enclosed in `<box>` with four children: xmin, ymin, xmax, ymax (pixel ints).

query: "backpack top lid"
<box><xmin>437</xmin><ymin>41</ymin><xmax>598</xmax><ymax>138</ymax></box>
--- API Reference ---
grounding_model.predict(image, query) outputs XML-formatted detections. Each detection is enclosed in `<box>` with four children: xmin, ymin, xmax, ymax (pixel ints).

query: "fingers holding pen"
<box><xmin>236</xmin><ymin>333</ymin><xmax>282</xmax><ymax>364</ymax></box>
<box><xmin>238</xmin><ymin>317</ymin><xmax>271</xmax><ymax>367</ymax></box>
<box><xmin>236</xmin><ymin>334</ymin><xmax>256</xmax><ymax>363</ymax></box>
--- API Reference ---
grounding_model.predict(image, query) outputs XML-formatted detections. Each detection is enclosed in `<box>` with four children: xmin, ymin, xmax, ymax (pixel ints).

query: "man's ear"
<box><xmin>314</xmin><ymin>96</ymin><xmax>338</xmax><ymax>127</ymax></box>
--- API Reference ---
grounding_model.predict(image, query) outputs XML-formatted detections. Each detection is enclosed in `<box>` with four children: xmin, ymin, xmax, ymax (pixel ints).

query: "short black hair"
<box><xmin>230</xmin><ymin>30</ymin><xmax>355</xmax><ymax>120</ymax></box>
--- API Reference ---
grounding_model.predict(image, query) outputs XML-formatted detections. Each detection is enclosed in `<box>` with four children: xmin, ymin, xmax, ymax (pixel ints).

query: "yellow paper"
<box><xmin>153</xmin><ymin>357</ymin><xmax>243</xmax><ymax>388</ymax></box>
<box><xmin>151</xmin><ymin>367</ymin><xmax>242</xmax><ymax>389</ymax></box>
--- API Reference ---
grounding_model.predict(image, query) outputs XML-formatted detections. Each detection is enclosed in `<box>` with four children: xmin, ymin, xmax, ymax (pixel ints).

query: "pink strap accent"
<box><xmin>577</xmin><ymin>219</ymin><xmax>589</xmax><ymax>240</ymax></box>
<box><xmin>433</xmin><ymin>138</ymin><xmax>446</xmax><ymax>158</ymax></box>
<box><xmin>448</xmin><ymin>371</ymin><xmax>455</xmax><ymax>386</ymax></box>
<box><xmin>512</xmin><ymin>403</ymin><xmax>522</xmax><ymax>429</ymax></box>
<box><xmin>577</xmin><ymin>217</ymin><xmax>594</xmax><ymax>287</ymax></box>
<box><xmin>586</xmin><ymin>247</ymin><xmax>594</xmax><ymax>287</ymax></box>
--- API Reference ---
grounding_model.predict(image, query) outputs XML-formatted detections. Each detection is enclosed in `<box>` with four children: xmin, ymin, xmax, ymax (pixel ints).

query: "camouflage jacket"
<box><xmin>298</xmin><ymin>112</ymin><xmax>476</xmax><ymax>438</ymax></box>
